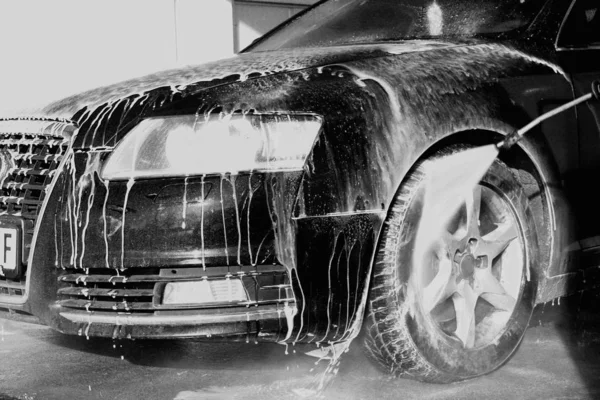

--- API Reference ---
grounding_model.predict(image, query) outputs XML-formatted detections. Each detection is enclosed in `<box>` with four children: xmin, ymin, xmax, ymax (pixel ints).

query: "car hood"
<box><xmin>37</xmin><ymin>41</ymin><xmax>458</xmax><ymax>119</ymax></box>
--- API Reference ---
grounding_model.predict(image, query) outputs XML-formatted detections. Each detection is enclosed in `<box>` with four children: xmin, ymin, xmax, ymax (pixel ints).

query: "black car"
<box><xmin>1</xmin><ymin>0</ymin><xmax>598</xmax><ymax>383</ymax></box>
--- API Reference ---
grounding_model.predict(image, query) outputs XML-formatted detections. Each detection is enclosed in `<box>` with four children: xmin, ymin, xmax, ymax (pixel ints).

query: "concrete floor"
<box><xmin>1</xmin><ymin>293</ymin><xmax>600</xmax><ymax>400</ymax></box>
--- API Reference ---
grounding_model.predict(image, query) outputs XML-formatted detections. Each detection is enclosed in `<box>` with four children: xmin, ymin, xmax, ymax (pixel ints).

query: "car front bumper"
<box><xmin>0</xmin><ymin>119</ymin><xmax>299</xmax><ymax>341</ymax></box>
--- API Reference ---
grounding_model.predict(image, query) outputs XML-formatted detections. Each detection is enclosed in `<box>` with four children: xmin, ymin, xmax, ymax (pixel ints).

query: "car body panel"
<box><xmin>0</xmin><ymin>0</ymin><xmax>595</xmax><ymax>340</ymax></box>
<box><xmin>41</xmin><ymin>42</ymin><xmax>458</xmax><ymax>122</ymax></box>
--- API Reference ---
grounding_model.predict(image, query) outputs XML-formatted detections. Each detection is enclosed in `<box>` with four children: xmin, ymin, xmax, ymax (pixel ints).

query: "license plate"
<box><xmin>0</xmin><ymin>227</ymin><xmax>18</xmax><ymax>273</ymax></box>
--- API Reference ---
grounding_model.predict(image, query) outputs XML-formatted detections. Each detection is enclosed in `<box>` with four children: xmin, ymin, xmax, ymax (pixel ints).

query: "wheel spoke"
<box><xmin>480</xmin><ymin>220</ymin><xmax>518</xmax><ymax>260</ymax></box>
<box><xmin>440</xmin><ymin>229</ymin><xmax>456</xmax><ymax>250</ymax></box>
<box><xmin>430</xmin><ymin>230</ymin><xmax>455</xmax><ymax>259</ymax></box>
<box><xmin>481</xmin><ymin>293</ymin><xmax>516</xmax><ymax>311</ymax></box>
<box><xmin>476</xmin><ymin>268</ymin><xmax>516</xmax><ymax>311</ymax></box>
<box><xmin>465</xmin><ymin>184</ymin><xmax>482</xmax><ymax>235</ymax></box>
<box><xmin>476</xmin><ymin>267</ymin><xmax>507</xmax><ymax>294</ymax></box>
<box><xmin>452</xmin><ymin>283</ymin><xmax>478</xmax><ymax>348</ymax></box>
<box><xmin>423</xmin><ymin>258</ymin><xmax>456</xmax><ymax>313</ymax></box>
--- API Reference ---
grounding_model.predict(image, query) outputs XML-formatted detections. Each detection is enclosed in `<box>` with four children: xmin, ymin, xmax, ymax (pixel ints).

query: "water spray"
<box><xmin>414</xmin><ymin>80</ymin><xmax>600</xmax><ymax>276</ymax></box>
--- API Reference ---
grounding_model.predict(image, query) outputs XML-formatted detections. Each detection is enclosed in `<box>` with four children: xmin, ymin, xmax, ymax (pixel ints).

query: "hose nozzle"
<box><xmin>497</xmin><ymin>130</ymin><xmax>520</xmax><ymax>151</ymax></box>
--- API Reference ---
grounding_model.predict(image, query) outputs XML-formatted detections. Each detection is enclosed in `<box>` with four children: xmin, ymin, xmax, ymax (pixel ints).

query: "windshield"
<box><xmin>247</xmin><ymin>0</ymin><xmax>547</xmax><ymax>51</ymax></box>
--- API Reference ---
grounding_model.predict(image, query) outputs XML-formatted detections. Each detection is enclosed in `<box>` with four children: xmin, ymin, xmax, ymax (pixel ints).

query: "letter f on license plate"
<box><xmin>0</xmin><ymin>227</ymin><xmax>18</xmax><ymax>275</ymax></box>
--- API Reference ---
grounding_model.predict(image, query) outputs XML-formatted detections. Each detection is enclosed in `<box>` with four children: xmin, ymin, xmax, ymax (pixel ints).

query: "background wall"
<box><xmin>0</xmin><ymin>0</ymin><xmax>315</xmax><ymax>115</ymax></box>
<box><xmin>233</xmin><ymin>0</ymin><xmax>310</xmax><ymax>51</ymax></box>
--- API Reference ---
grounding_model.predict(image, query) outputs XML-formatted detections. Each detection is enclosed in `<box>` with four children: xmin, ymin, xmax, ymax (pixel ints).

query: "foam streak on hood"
<box><xmin>35</xmin><ymin>41</ymin><xmax>455</xmax><ymax>119</ymax></box>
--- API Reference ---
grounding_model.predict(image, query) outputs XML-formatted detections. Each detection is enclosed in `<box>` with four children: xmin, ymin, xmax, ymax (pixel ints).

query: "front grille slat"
<box><xmin>13</xmin><ymin>154</ymin><xmax>63</xmax><ymax>163</ymax></box>
<box><xmin>60</xmin><ymin>274</ymin><xmax>164</xmax><ymax>284</ymax></box>
<box><xmin>56</xmin><ymin>299</ymin><xmax>154</xmax><ymax>311</ymax></box>
<box><xmin>0</xmin><ymin>196</ymin><xmax>43</xmax><ymax>205</ymax></box>
<box><xmin>3</xmin><ymin>182</ymin><xmax>47</xmax><ymax>191</ymax></box>
<box><xmin>59</xmin><ymin>273</ymin><xmax>264</xmax><ymax>284</ymax></box>
<box><xmin>57</xmin><ymin>287</ymin><xmax>155</xmax><ymax>298</ymax></box>
<box><xmin>8</xmin><ymin>168</ymin><xmax>57</xmax><ymax>177</ymax></box>
<box><xmin>0</xmin><ymin>120</ymin><xmax>73</xmax><ymax>299</ymax></box>
<box><xmin>0</xmin><ymin>138</ymin><xmax>65</xmax><ymax>147</ymax></box>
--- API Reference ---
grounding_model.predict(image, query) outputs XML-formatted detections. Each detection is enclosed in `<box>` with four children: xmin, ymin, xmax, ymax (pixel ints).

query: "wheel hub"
<box><xmin>458</xmin><ymin>254</ymin><xmax>477</xmax><ymax>279</ymax></box>
<box><xmin>453</xmin><ymin>239</ymin><xmax>483</xmax><ymax>282</ymax></box>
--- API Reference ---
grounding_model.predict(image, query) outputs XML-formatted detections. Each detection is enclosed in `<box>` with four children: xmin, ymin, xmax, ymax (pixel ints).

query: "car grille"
<box><xmin>56</xmin><ymin>265</ymin><xmax>294</xmax><ymax>313</ymax></box>
<box><xmin>0</xmin><ymin>118</ymin><xmax>74</xmax><ymax>298</ymax></box>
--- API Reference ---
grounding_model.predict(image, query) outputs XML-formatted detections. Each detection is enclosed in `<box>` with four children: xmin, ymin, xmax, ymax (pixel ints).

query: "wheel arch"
<box><xmin>378</xmin><ymin>124</ymin><xmax>570</xmax><ymax>307</ymax></box>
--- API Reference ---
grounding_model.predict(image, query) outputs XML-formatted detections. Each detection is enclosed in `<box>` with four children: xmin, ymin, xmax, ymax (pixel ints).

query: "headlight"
<box><xmin>100</xmin><ymin>113</ymin><xmax>322</xmax><ymax>180</ymax></box>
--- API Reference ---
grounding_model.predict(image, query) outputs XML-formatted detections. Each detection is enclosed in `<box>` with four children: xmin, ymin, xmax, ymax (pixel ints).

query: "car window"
<box><xmin>557</xmin><ymin>0</ymin><xmax>600</xmax><ymax>48</ymax></box>
<box><xmin>246</xmin><ymin>0</ymin><xmax>547</xmax><ymax>52</ymax></box>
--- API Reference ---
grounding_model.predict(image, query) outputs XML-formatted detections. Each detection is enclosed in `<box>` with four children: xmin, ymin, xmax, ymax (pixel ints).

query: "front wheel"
<box><xmin>363</xmin><ymin>146</ymin><xmax>538</xmax><ymax>383</ymax></box>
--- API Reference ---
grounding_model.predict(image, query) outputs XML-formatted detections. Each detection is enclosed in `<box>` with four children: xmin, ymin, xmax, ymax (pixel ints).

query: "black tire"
<box><xmin>363</xmin><ymin>145</ymin><xmax>538</xmax><ymax>383</ymax></box>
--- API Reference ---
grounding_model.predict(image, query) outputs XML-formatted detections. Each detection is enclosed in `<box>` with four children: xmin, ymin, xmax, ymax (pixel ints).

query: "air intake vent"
<box><xmin>57</xmin><ymin>265</ymin><xmax>294</xmax><ymax>312</ymax></box>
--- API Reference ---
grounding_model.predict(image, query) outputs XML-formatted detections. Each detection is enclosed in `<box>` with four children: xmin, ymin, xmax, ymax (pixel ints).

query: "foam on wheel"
<box><xmin>363</xmin><ymin>145</ymin><xmax>538</xmax><ymax>383</ymax></box>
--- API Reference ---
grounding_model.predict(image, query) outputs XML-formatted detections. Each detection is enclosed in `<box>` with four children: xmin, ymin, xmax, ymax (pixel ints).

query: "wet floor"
<box><xmin>1</xmin><ymin>291</ymin><xmax>600</xmax><ymax>400</ymax></box>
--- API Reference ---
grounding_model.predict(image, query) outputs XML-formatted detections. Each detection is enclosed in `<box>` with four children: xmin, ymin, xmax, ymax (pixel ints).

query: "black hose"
<box><xmin>498</xmin><ymin>80</ymin><xmax>600</xmax><ymax>150</ymax></box>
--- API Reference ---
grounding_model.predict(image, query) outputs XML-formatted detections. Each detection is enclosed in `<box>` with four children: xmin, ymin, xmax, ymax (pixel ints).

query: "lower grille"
<box><xmin>56</xmin><ymin>265</ymin><xmax>294</xmax><ymax>313</ymax></box>
<box><xmin>0</xmin><ymin>118</ymin><xmax>74</xmax><ymax>298</ymax></box>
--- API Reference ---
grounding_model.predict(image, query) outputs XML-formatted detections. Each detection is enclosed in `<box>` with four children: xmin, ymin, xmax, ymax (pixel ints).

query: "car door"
<box><xmin>556</xmin><ymin>0</ymin><xmax>600</xmax><ymax>244</ymax></box>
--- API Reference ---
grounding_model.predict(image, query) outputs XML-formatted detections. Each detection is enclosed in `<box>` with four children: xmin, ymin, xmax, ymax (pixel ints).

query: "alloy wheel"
<box><xmin>419</xmin><ymin>184</ymin><xmax>524</xmax><ymax>349</ymax></box>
